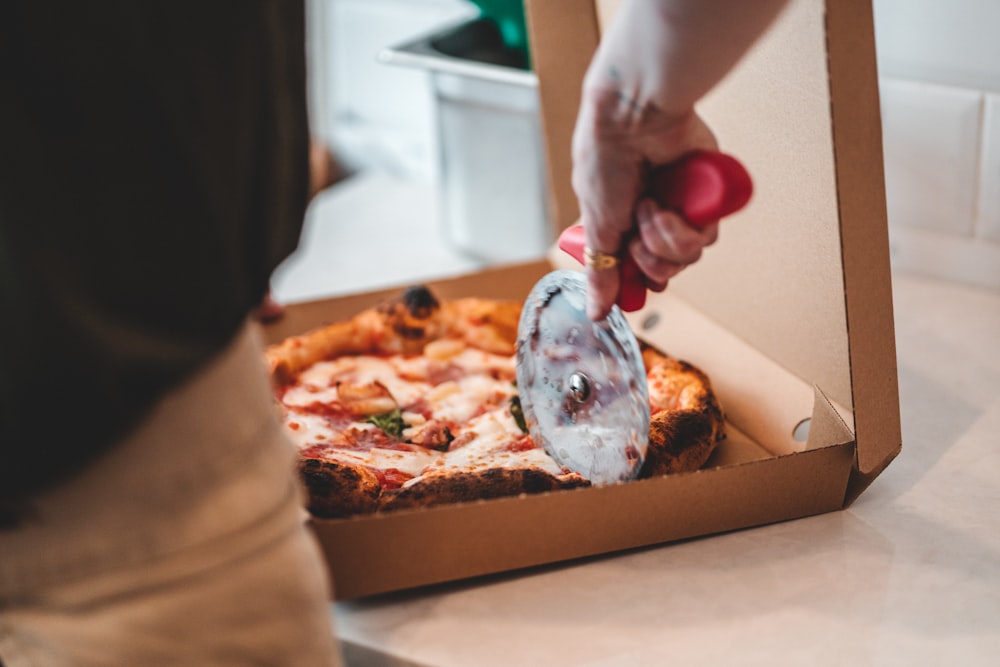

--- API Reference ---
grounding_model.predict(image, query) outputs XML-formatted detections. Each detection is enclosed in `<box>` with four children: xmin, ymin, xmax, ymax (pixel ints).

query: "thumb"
<box><xmin>581</xmin><ymin>208</ymin><xmax>627</xmax><ymax>321</ymax></box>
<box><xmin>585</xmin><ymin>263</ymin><xmax>620</xmax><ymax>321</ymax></box>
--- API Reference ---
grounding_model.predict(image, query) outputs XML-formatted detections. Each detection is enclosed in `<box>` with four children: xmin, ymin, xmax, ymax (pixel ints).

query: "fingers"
<box><xmin>578</xmin><ymin>197</ymin><xmax>720</xmax><ymax>319</ymax></box>
<box><xmin>584</xmin><ymin>253</ymin><xmax>621</xmax><ymax>321</ymax></box>
<box><xmin>573</xmin><ymin>157</ymin><xmax>639</xmax><ymax>321</ymax></box>
<box><xmin>629</xmin><ymin>198</ymin><xmax>719</xmax><ymax>290</ymax></box>
<box><xmin>579</xmin><ymin>204</ymin><xmax>625</xmax><ymax>320</ymax></box>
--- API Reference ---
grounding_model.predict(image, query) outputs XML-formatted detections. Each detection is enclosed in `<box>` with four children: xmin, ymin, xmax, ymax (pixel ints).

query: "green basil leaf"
<box><xmin>510</xmin><ymin>395</ymin><xmax>529</xmax><ymax>435</ymax></box>
<box><xmin>366</xmin><ymin>409</ymin><xmax>405</xmax><ymax>438</ymax></box>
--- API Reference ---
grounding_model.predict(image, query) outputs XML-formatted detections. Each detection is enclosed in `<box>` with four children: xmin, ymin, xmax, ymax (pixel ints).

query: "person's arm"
<box><xmin>572</xmin><ymin>0</ymin><xmax>788</xmax><ymax>319</ymax></box>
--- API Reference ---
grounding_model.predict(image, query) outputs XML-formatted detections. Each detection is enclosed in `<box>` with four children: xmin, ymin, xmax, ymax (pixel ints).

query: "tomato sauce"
<box><xmin>294</xmin><ymin>400</ymin><xmax>356</xmax><ymax>430</ymax></box>
<box><xmin>503</xmin><ymin>434</ymin><xmax>537</xmax><ymax>453</ymax></box>
<box><xmin>342</xmin><ymin>427</ymin><xmax>420</xmax><ymax>452</ymax></box>
<box><xmin>372</xmin><ymin>467</ymin><xmax>414</xmax><ymax>490</ymax></box>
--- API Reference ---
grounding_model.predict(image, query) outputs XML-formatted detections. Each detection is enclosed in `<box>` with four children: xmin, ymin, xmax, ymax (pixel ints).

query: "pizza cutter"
<box><xmin>515</xmin><ymin>150</ymin><xmax>752</xmax><ymax>485</ymax></box>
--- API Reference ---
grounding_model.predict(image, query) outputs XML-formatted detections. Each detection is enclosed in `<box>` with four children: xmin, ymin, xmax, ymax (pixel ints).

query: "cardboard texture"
<box><xmin>262</xmin><ymin>0</ymin><xmax>900</xmax><ymax>600</ymax></box>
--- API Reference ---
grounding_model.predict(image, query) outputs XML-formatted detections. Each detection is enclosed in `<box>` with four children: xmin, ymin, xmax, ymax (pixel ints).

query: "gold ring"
<box><xmin>584</xmin><ymin>246</ymin><xmax>620</xmax><ymax>271</ymax></box>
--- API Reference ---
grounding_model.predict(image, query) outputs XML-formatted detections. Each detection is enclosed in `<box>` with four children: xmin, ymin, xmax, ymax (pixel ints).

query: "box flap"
<box><xmin>524</xmin><ymin>0</ymin><xmax>900</xmax><ymax>475</ymax></box>
<box><xmin>316</xmin><ymin>441</ymin><xmax>855</xmax><ymax>600</ymax></box>
<box><xmin>824</xmin><ymin>0</ymin><xmax>902</xmax><ymax>474</ymax></box>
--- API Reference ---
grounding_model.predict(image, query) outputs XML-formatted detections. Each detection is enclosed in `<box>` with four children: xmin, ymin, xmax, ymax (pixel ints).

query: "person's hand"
<box><xmin>572</xmin><ymin>87</ymin><xmax>721</xmax><ymax>320</ymax></box>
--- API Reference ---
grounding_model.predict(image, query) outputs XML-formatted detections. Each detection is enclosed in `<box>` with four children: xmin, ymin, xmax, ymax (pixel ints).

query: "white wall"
<box><xmin>874</xmin><ymin>0</ymin><xmax>1000</xmax><ymax>290</ymax></box>
<box><xmin>306</xmin><ymin>0</ymin><xmax>476</xmax><ymax>182</ymax></box>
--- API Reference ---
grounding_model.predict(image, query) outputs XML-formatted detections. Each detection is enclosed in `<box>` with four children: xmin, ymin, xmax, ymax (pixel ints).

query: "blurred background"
<box><xmin>271</xmin><ymin>0</ymin><xmax>1000</xmax><ymax>304</ymax></box>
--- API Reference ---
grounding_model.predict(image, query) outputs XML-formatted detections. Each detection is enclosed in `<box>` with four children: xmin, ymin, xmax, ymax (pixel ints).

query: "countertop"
<box><xmin>275</xmin><ymin>173</ymin><xmax>1000</xmax><ymax>666</ymax></box>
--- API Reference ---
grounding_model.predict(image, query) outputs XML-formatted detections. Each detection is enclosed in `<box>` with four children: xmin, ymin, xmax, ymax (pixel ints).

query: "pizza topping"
<box><xmin>431</xmin><ymin>412</ymin><xmax>560</xmax><ymax>476</ymax></box>
<box><xmin>366</xmin><ymin>409</ymin><xmax>406</xmax><ymax>438</ymax></box>
<box><xmin>279</xmin><ymin>337</ymin><xmax>547</xmax><ymax>485</ymax></box>
<box><xmin>402</xmin><ymin>397</ymin><xmax>434</xmax><ymax>420</ymax></box>
<box><xmin>449</xmin><ymin>348</ymin><xmax>517</xmax><ymax>383</ymax></box>
<box><xmin>337</xmin><ymin>380</ymin><xmax>398</xmax><ymax>416</ymax></box>
<box><xmin>334</xmin><ymin>427</ymin><xmax>400</xmax><ymax>451</ymax></box>
<box><xmin>390</xmin><ymin>355</ymin><xmax>430</xmax><ymax>383</ymax></box>
<box><xmin>503</xmin><ymin>434</ymin><xmax>536</xmax><ymax>453</ymax></box>
<box><xmin>296</xmin><ymin>356</ymin><xmax>427</xmax><ymax>407</ymax></box>
<box><xmin>407</xmin><ymin>419</ymin><xmax>456</xmax><ymax>451</ymax></box>
<box><xmin>426</xmin><ymin>362</ymin><xmax>467</xmax><ymax>386</ymax></box>
<box><xmin>509</xmin><ymin>394</ymin><xmax>529</xmax><ymax>434</ymax></box>
<box><xmin>374</xmin><ymin>467</ymin><xmax>415</xmax><ymax>490</ymax></box>
<box><xmin>293</xmin><ymin>401</ymin><xmax>356</xmax><ymax>430</ymax></box>
<box><xmin>429</xmin><ymin>375</ymin><xmax>514</xmax><ymax>424</ymax></box>
<box><xmin>303</xmin><ymin>443</ymin><xmax>437</xmax><ymax>478</ymax></box>
<box><xmin>423</xmin><ymin>337</ymin><xmax>466</xmax><ymax>361</ymax></box>
<box><xmin>447</xmin><ymin>431</ymin><xmax>477</xmax><ymax>450</ymax></box>
<box><xmin>299</xmin><ymin>357</ymin><xmax>358</xmax><ymax>385</ymax></box>
<box><xmin>281</xmin><ymin>384</ymin><xmax>338</xmax><ymax>409</ymax></box>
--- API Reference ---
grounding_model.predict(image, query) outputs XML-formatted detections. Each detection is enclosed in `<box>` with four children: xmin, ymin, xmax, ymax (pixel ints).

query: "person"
<box><xmin>0</xmin><ymin>3</ymin><xmax>344</xmax><ymax>665</ymax></box>
<box><xmin>0</xmin><ymin>1</ymin><xmax>787</xmax><ymax>664</ymax></box>
<box><xmin>571</xmin><ymin>0</ymin><xmax>789</xmax><ymax>320</ymax></box>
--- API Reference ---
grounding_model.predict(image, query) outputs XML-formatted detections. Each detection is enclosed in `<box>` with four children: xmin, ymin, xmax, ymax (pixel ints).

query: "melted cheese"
<box><xmin>427</xmin><ymin>374</ymin><xmax>514</xmax><ymax>423</ymax></box>
<box><xmin>399</xmin><ymin>410</ymin><xmax>566</xmax><ymax>488</ymax></box>
<box><xmin>289</xmin><ymin>356</ymin><xmax>430</xmax><ymax>408</ymax></box>
<box><xmin>280</xmin><ymin>348</ymin><xmax>564</xmax><ymax>481</ymax></box>
<box><xmin>449</xmin><ymin>348</ymin><xmax>516</xmax><ymax>378</ymax></box>
<box><xmin>282</xmin><ymin>413</ymin><xmax>340</xmax><ymax>449</ymax></box>
<box><xmin>332</xmin><ymin>447</ymin><xmax>439</xmax><ymax>476</ymax></box>
<box><xmin>280</xmin><ymin>338</ymin><xmax>689</xmax><ymax>494</ymax></box>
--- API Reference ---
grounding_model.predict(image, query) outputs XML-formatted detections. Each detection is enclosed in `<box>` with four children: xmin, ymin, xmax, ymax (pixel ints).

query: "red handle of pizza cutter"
<box><xmin>558</xmin><ymin>149</ymin><xmax>753</xmax><ymax>312</ymax></box>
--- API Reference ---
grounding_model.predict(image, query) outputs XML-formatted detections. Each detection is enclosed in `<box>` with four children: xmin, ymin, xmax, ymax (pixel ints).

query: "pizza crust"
<box><xmin>379</xmin><ymin>468</ymin><xmax>589</xmax><ymax>513</ymax></box>
<box><xmin>266</xmin><ymin>286</ymin><xmax>522</xmax><ymax>383</ymax></box>
<box><xmin>299</xmin><ymin>460</ymin><xmax>588</xmax><ymax>519</ymax></box>
<box><xmin>638</xmin><ymin>346</ymin><xmax>726</xmax><ymax>477</ymax></box>
<box><xmin>269</xmin><ymin>285</ymin><xmax>725</xmax><ymax>518</ymax></box>
<box><xmin>298</xmin><ymin>457</ymin><xmax>382</xmax><ymax>518</ymax></box>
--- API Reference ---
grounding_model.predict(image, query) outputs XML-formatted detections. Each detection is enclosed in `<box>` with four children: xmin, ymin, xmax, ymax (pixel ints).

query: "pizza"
<box><xmin>265</xmin><ymin>285</ymin><xmax>724</xmax><ymax>518</ymax></box>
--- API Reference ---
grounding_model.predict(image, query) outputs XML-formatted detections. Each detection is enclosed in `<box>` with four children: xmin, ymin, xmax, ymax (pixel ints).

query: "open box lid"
<box><xmin>524</xmin><ymin>0</ymin><xmax>900</xmax><ymax>481</ymax></box>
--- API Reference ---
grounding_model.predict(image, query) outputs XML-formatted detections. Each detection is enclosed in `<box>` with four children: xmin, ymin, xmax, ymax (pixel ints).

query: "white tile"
<box><xmin>889</xmin><ymin>225</ymin><xmax>1000</xmax><ymax>292</ymax></box>
<box><xmin>873</xmin><ymin>0</ymin><xmax>1000</xmax><ymax>91</ymax></box>
<box><xmin>880</xmin><ymin>78</ymin><xmax>982</xmax><ymax>237</ymax></box>
<box><xmin>978</xmin><ymin>94</ymin><xmax>1000</xmax><ymax>243</ymax></box>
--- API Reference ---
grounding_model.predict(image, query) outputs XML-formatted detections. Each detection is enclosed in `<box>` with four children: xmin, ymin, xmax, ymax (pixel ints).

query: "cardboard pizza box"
<box><xmin>261</xmin><ymin>0</ymin><xmax>900</xmax><ymax>600</ymax></box>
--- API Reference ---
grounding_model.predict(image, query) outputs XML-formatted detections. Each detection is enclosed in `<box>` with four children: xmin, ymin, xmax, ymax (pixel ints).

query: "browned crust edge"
<box><xmin>298</xmin><ymin>457</ymin><xmax>382</xmax><ymax>519</ymax></box>
<box><xmin>298</xmin><ymin>457</ymin><xmax>590</xmax><ymax>519</ymax></box>
<box><xmin>265</xmin><ymin>286</ymin><xmax>523</xmax><ymax>384</ymax></box>
<box><xmin>638</xmin><ymin>345</ymin><xmax>726</xmax><ymax>478</ymax></box>
<box><xmin>378</xmin><ymin>468</ymin><xmax>590</xmax><ymax>513</ymax></box>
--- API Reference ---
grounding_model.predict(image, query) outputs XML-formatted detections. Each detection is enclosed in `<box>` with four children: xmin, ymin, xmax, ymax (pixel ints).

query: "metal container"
<box><xmin>380</xmin><ymin>19</ymin><xmax>551</xmax><ymax>263</ymax></box>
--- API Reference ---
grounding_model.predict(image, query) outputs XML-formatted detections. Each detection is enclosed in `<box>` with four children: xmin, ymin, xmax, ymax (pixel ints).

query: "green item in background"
<box><xmin>468</xmin><ymin>0</ymin><xmax>530</xmax><ymax>65</ymax></box>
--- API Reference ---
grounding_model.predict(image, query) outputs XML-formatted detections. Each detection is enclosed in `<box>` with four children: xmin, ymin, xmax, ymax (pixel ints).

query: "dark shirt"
<box><xmin>0</xmin><ymin>2</ymin><xmax>310</xmax><ymax>496</ymax></box>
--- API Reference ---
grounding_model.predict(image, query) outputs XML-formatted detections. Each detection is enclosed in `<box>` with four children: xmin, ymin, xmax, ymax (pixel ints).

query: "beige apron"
<box><xmin>0</xmin><ymin>322</ymin><xmax>343</xmax><ymax>666</ymax></box>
